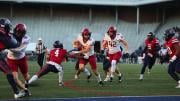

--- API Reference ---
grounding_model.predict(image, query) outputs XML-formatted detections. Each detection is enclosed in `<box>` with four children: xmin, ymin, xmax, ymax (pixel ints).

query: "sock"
<box><xmin>106</xmin><ymin>74</ymin><xmax>110</xmax><ymax>78</ymax></box>
<box><xmin>110</xmin><ymin>73</ymin><xmax>114</xmax><ymax>78</ymax></box>
<box><xmin>118</xmin><ymin>73</ymin><xmax>122</xmax><ymax>77</ymax></box>
<box><xmin>96</xmin><ymin>74</ymin><xmax>102</xmax><ymax>82</ymax></box>
<box><xmin>25</xmin><ymin>80</ymin><xmax>29</xmax><ymax>88</ymax></box>
<box><xmin>6</xmin><ymin>74</ymin><xmax>19</xmax><ymax>94</ymax></box>
<box><xmin>28</xmin><ymin>75</ymin><xmax>38</xmax><ymax>84</ymax></box>
<box><xmin>83</xmin><ymin>67</ymin><xmax>90</xmax><ymax>76</ymax></box>
<box><xmin>58</xmin><ymin>71</ymin><xmax>64</xmax><ymax>83</ymax></box>
<box><xmin>111</xmin><ymin>60</ymin><xmax>117</xmax><ymax>73</ymax></box>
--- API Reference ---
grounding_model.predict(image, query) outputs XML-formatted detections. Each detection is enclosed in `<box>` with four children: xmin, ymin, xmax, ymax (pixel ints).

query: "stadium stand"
<box><xmin>0</xmin><ymin>0</ymin><xmax>177</xmax><ymax>52</ymax></box>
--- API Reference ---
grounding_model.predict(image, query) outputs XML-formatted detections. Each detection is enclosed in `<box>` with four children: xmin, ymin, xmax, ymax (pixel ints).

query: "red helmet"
<box><xmin>81</xmin><ymin>28</ymin><xmax>91</xmax><ymax>40</ymax></box>
<box><xmin>107</xmin><ymin>26</ymin><xmax>117</xmax><ymax>34</ymax></box>
<box><xmin>14</xmin><ymin>23</ymin><xmax>27</xmax><ymax>37</ymax></box>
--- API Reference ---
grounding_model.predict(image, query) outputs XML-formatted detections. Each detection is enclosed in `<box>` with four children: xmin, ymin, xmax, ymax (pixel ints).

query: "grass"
<box><xmin>0</xmin><ymin>61</ymin><xmax>179</xmax><ymax>100</ymax></box>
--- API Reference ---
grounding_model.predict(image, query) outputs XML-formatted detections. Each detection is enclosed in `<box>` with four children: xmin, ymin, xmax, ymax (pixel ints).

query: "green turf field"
<box><xmin>0</xmin><ymin>61</ymin><xmax>179</xmax><ymax>99</ymax></box>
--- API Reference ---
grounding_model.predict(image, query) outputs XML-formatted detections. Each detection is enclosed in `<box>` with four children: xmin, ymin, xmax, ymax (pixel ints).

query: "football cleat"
<box><xmin>118</xmin><ymin>75</ymin><xmax>122</xmax><ymax>83</ymax></box>
<box><xmin>99</xmin><ymin>81</ymin><xmax>104</xmax><ymax>86</ymax></box>
<box><xmin>175</xmin><ymin>83</ymin><xmax>180</xmax><ymax>88</ymax></box>
<box><xmin>24</xmin><ymin>89</ymin><xmax>32</xmax><ymax>96</ymax></box>
<box><xmin>14</xmin><ymin>92</ymin><xmax>24</xmax><ymax>99</ymax></box>
<box><xmin>139</xmin><ymin>74</ymin><xmax>143</xmax><ymax>81</ymax></box>
<box><xmin>59</xmin><ymin>82</ymin><xmax>64</xmax><ymax>86</ymax></box>
<box><xmin>87</xmin><ymin>74</ymin><xmax>92</xmax><ymax>82</ymax></box>
<box><xmin>110</xmin><ymin>77</ymin><xmax>113</xmax><ymax>82</ymax></box>
<box><xmin>104</xmin><ymin>76</ymin><xmax>110</xmax><ymax>82</ymax></box>
<box><xmin>74</xmin><ymin>75</ymin><xmax>79</xmax><ymax>80</ymax></box>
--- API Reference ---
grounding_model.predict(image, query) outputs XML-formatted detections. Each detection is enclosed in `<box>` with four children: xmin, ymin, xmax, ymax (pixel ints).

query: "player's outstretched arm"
<box><xmin>121</xmin><ymin>39</ymin><xmax>129</xmax><ymax>53</ymax></box>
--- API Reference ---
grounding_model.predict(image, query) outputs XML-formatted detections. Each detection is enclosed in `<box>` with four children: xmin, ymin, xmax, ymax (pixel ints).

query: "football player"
<box><xmin>102</xmin><ymin>50</ymin><xmax>122</xmax><ymax>83</ymax></box>
<box><xmin>102</xmin><ymin>26</ymin><xmax>129</xmax><ymax>82</ymax></box>
<box><xmin>28</xmin><ymin>41</ymin><xmax>67</xmax><ymax>86</ymax></box>
<box><xmin>73</xmin><ymin>28</ymin><xmax>103</xmax><ymax>86</ymax></box>
<box><xmin>7</xmin><ymin>23</ymin><xmax>31</xmax><ymax>96</ymax></box>
<box><xmin>0</xmin><ymin>18</ymin><xmax>24</xmax><ymax>99</ymax></box>
<box><xmin>164</xmin><ymin>28</ymin><xmax>180</xmax><ymax>88</ymax></box>
<box><xmin>71</xmin><ymin>40</ymin><xmax>92</xmax><ymax>82</ymax></box>
<box><xmin>139</xmin><ymin>32</ymin><xmax>160</xmax><ymax>80</ymax></box>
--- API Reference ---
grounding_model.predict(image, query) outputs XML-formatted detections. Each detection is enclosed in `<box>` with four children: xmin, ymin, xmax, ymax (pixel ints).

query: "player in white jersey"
<box><xmin>7</xmin><ymin>24</ymin><xmax>31</xmax><ymax>96</ymax></box>
<box><xmin>102</xmin><ymin>26</ymin><xmax>129</xmax><ymax>82</ymax></box>
<box><xmin>72</xmin><ymin>28</ymin><xmax>103</xmax><ymax>86</ymax></box>
<box><xmin>70</xmin><ymin>40</ymin><xmax>92</xmax><ymax>82</ymax></box>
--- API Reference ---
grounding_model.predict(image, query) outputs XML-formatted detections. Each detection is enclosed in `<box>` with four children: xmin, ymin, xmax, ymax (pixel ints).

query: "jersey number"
<box><xmin>55</xmin><ymin>49</ymin><xmax>59</xmax><ymax>57</ymax></box>
<box><xmin>108</xmin><ymin>41</ymin><xmax>117</xmax><ymax>47</ymax></box>
<box><xmin>167</xmin><ymin>47</ymin><xmax>172</xmax><ymax>55</ymax></box>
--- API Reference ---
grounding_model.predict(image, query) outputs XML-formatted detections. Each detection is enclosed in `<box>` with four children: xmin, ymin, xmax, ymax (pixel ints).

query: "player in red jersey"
<box><xmin>28</xmin><ymin>40</ymin><xmax>67</xmax><ymax>86</ymax></box>
<box><xmin>164</xmin><ymin>28</ymin><xmax>180</xmax><ymax>88</ymax></box>
<box><xmin>139</xmin><ymin>32</ymin><xmax>160</xmax><ymax>80</ymax></box>
<box><xmin>7</xmin><ymin>23</ymin><xmax>31</xmax><ymax>96</ymax></box>
<box><xmin>0</xmin><ymin>18</ymin><xmax>24</xmax><ymax>99</ymax></box>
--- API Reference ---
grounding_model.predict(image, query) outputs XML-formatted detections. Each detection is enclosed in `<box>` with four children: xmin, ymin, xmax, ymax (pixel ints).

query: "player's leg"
<box><xmin>7</xmin><ymin>58</ymin><xmax>27</xmax><ymax>91</ymax></box>
<box><xmin>75</xmin><ymin>58</ymin><xmax>88</xmax><ymax>79</ymax></box>
<box><xmin>58</xmin><ymin>69</ymin><xmax>64</xmax><ymax>86</ymax></box>
<box><xmin>74</xmin><ymin>60</ymin><xmax>91</xmax><ymax>80</ymax></box>
<box><xmin>147</xmin><ymin>56</ymin><xmax>156</xmax><ymax>74</ymax></box>
<box><xmin>110</xmin><ymin>60</ymin><xmax>116</xmax><ymax>82</ymax></box>
<box><xmin>103</xmin><ymin>57</ymin><xmax>111</xmax><ymax>82</ymax></box>
<box><xmin>89</xmin><ymin>55</ymin><xmax>103</xmax><ymax>86</ymax></box>
<box><xmin>76</xmin><ymin>63</ymin><xmax>85</xmax><ymax>79</ymax></box>
<box><xmin>37</xmin><ymin>54</ymin><xmax>43</xmax><ymax>68</ymax></box>
<box><xmin>47</xmin><ymin>64</ymin><xmax>64</xmax><ymax>86</ymax></box>
<box><xmin>29</xmin><ymin>64</ymin><xmax>50</xmax><ymax>84</ymax></box>
<box><xmin>103</xmin><ymin>70</ymin><xmax>109</xmax><ymax>82</ymax></box>
<box><xmin>175</xmin><ymin>58</ymin><xmax>180</xmax><ymax>74</ymax></box>
<box><xmin>174</xmin><ymin>58</ymin><xmax>180</xmax><ymax>88</ymax></box>
<box><xmin>7</xmin><ymin>58</ymin><xmax>25</xmax><ymax>89</ymax></box>
<box><xmin>139</xmin><ymin>55</ymin><xmax>149</xmax><ymax>80</ymax></box>
<box><xmin>103</xmin><ymin>66</ymin><xmax>111</xmax><ymax>82</ymax></box>
<box><xmin>0</xmin><ymin>59</ymin><xmax>23</xmax><ymax>99</ymax></box>
<box><xmin>74</xmin><ymin>61</ymin><xmax>79</xmax><ymax>79</ymax></box>
<box><xmin>168</xmin><ymin>60</ymin><xmax>180</xmax><ymax>88</ymax></box>
<box><xmin>109</xmin><ymin>52</ymin><xmax>122</xmax><ymax>82</ymax></box>
<box><xmin>115</xmin><ymin>68</ymin><xmax>122</xmax><ymax>82</ymax></box>
<box><xmin>18</xmin><ymin>57</ymin><xmax>31</xmax><ymax>96</ymax></box>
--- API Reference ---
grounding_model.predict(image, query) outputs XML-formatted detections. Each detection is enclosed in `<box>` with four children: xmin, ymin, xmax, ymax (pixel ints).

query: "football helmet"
<box><xmin>164</xmin><ymin>28</ymin><xmax>175</xmax><ymax>41</ymax></box>
<box><xmin>14</xmin><ymin>23</ymin><xmax>27</xmax><ymax>37</ymax></box>
<box><xmin>0</xmin><ymin>18</ymin><xmax>12</xmax><ymax>34</ymax></box>
<box><xmin>147</xmin><ymin>32</ymin><xmax>154</xmax><ymax>41</ymax></box>
<box><xmin>107</xmin><ymin>26</ymin><xmax>117</xmax><ymax>34</ymax></box>
<box><xmin>53</xmin><ymin>40</ymin><xmax>63</xmax><ymax>48</ymax></box>
<box><xmin>81</xmin><ymin>28</ymin><xmax>91</xmax><ymax>40</ymax></box>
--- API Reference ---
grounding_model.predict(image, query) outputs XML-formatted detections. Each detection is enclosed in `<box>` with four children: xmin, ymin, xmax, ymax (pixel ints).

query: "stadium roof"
<box><xmin>1</xmin><ymin>0</ymin><xmax>173</xmax><ymax>6</ymax></box>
